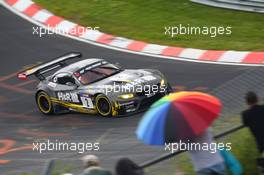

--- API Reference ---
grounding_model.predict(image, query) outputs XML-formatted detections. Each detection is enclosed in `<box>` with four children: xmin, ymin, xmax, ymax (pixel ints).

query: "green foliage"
<box><xmin>34</xmin><ymin>0</ymin><xmax>264</xmax><ymax>51</ymax></box>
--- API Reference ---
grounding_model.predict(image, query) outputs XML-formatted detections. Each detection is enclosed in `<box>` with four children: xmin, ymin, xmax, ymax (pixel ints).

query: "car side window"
<box><xmin>53</xmin><ymin>73</ymin><xmax>76</xmax><ymax>86</ymax></box>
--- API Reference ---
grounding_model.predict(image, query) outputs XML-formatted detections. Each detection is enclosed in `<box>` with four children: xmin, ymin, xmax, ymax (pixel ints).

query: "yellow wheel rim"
<box><xmin>96</xmin><ymin>96</ymin><xmax>111</xmax><ymax>116</ymax></box>
<box><xmin>37</xmin><ymin>93</ymin><xmax>52</xmax><ymax>114</ymax></box>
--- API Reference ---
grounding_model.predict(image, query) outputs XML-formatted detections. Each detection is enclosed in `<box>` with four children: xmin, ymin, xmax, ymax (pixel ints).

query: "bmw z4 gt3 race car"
<box><xmin>18</xmin><ymin>52</ymin><xmax>172</xmax><ymax>117</ymax></box>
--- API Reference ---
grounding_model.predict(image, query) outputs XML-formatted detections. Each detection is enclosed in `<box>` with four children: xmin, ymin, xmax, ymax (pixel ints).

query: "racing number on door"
<box><xmin>80</xmin><ymin>97</ymin><xmax>93</xmax><ymax>109</ymax></box>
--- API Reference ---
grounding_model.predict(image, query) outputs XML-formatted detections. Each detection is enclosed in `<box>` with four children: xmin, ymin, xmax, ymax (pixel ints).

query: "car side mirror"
<box><xmin>115</xmin><ymin>62</ymin><xmax>122</xmax><ymax>69</ymax></box>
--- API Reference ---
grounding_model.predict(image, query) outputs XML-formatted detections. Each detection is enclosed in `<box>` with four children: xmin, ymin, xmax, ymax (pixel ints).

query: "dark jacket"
<box><xmin>80</xmin><ymin>167</ymin><xmax>112</xmax><ymax>175</ymax></box>
<box><xmin>115</xmin><ymin>158</ymin><xmax>144</xmax><ymax>175</ymax></box>
<box><xmin>242</xmin><ymin>104</ymin><xmax>264</xmax><ymax>153</ymax></box>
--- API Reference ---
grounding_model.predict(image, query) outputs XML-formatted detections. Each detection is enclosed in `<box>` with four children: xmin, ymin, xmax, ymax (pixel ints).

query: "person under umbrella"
<box><xmin>188</xmin><ymin>128</ymin><xmax>226</xmax><ymax>175</ymax></box>
<box><xmin>136</xmin><ymin>91</ymin><xmax>227</xmax><ymax>175</ymax></box>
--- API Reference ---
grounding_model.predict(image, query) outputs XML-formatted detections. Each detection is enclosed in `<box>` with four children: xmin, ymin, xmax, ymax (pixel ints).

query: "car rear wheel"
<box><xmin>36</xmin><ymin>91</ymin><xmax>54</xmax><ymax>115</ymax></box>
<box><xmin>96</xmin><ymin>94</ymin><xmax>112</xmax><ymax>117</ymax></box>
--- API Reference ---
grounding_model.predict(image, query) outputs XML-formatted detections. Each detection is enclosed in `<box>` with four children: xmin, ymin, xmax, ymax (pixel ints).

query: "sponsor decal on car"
<box><xmin>57</xmin><ymin>92</ymin><xmax>79</xmax><ymax>103</ymax></box>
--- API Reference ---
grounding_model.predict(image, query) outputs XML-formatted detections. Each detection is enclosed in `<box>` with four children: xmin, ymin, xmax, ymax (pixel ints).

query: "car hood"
<box><xmin>79</xmin><ymin>69</ymin><xmax>163</xmax><ymax>93</ymax></box>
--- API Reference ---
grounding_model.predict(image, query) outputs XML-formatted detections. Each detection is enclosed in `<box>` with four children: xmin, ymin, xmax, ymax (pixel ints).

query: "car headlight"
<box><xmin>160</xmin><ymin>79</ymin><xmax>165</xmax><ymax>86</ymax></box>
<box><xmin>118</xmin><ymin>93</ymin><xmax>134</xmax><ymax>99</ymax></box>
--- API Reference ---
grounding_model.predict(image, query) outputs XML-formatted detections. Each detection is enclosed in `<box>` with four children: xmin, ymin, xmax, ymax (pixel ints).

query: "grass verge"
<box><xmin>34</xmin><ymin>0</ymin><xmax>264</xmax><ymax>51</ymax></box>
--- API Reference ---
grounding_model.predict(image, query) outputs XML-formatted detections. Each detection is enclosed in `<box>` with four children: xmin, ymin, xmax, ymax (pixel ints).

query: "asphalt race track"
<box><xmin>0</xmin><ymin>5</ymin><xmax>252</xmax><ymax>175</ymax></box>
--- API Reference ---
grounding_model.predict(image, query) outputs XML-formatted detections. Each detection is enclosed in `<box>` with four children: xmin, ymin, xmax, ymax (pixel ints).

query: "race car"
<box><xmin>18</xmin><ymin>52</ymin><xmax>172</xmax><ymax>117</ymax></box>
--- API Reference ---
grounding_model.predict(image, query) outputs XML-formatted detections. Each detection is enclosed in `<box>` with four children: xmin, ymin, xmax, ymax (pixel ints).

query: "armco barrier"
<box><xmin>139</xmin><ymin>125</ymin><xmax>244</xmax><ymax>169</ymax></box>
<box><xmin>191</xmin><ymin>0</ymin><xmax>264</xmax><ymax>13</ymax></box>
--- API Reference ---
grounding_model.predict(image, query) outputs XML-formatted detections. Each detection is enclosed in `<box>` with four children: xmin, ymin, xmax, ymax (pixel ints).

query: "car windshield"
<box><xmin>76</xmin><ymin>62</ymin><xmax>121</xmax><ymax>85</ymax></box>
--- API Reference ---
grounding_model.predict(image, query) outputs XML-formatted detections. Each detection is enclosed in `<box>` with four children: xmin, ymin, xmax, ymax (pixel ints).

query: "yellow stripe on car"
<box><xmin>50</xmin><ymin>97</ymin><xmax>97</xmax><ymax>114</ymax></box>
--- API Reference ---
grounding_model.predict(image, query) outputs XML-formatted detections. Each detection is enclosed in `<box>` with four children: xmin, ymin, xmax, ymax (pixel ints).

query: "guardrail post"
<box><xmin>42</xmin><ymin>159</ymin><xmax>55</xmax><ymax>175</ymax></box>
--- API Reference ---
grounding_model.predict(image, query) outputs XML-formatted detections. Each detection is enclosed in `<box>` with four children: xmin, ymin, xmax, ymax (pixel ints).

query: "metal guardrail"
<box><xmin>191</xmin><ymin>0</ymin><xmax>264</xmax><ymax>13</ymax></box>
<box><xmin>42</xmin><ymin>125</ymin><xmax>245</xmax><ymax>174</ymax></box>
<box><xmin>139</xmin><ymin>125</ymin><xmax>245</xmax><ymax>169</ymax></box>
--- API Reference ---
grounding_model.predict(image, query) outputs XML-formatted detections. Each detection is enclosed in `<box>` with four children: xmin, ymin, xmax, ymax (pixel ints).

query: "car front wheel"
<box><xmin>95</xmin><ymin>94</ymin><xmax>112</xmax><ymax>117</ymax></box>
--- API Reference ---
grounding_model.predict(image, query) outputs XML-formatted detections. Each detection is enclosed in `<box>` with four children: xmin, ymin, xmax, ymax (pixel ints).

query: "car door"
<box><xmin>52</xmin><ymin>72</ymin><xmax>80</xmax><ymax>104</ymax></box>
<box><xmin>51</xmin><ymin>72</ymin><xmax>95</xmax><ymax>110</ymax></box>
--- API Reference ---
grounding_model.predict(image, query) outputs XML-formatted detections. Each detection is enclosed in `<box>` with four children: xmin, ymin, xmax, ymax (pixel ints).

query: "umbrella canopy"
<box><xmin>136</xmin><ymin>91</ymin><xmax>222</xmax><ymax>145</ymax></box>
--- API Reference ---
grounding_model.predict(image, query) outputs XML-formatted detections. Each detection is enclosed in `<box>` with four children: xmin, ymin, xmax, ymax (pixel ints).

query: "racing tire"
<box><xmin>95</xmin><ymin>94</ymin><xmax>112</xmax><ymax>117</ymax></box>
<box><xmin>36</xmin><ymin>91</ymin><xmax>54</xmax><ymax>115</ymax></box>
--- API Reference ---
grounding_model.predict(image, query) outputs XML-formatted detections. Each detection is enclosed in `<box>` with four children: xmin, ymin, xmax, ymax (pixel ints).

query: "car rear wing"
<box><xmin>17</xmin><ymin>52</ymin><xmax>82</xmax><ymax>81</ymax></box>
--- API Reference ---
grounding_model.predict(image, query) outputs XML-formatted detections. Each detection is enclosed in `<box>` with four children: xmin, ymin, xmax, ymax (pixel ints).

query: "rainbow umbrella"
<box><xmin>136</xmin><ymin>91</ymin><xmax>222</xmax><ymax>145</ymax></box>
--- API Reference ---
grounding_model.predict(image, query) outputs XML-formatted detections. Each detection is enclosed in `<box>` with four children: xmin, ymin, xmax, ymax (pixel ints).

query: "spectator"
<box><xmin>115</xmin><ymin>158</ymin><xmax>144</xmax><ymax>175</ymax></box>
<box><xmin>80</xmin><ymin>155</ymin><xmax>112</xmax><ymax>175</ymax></box>
<box><xmin>189</xmin><ymin>129</ymin><xmax>227</xmax><ymax>175</ymax></box>
<box><xmin>242</xmin><ymin>91</ymin><xmax>264</xmax><ymax>154</ymax></box>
